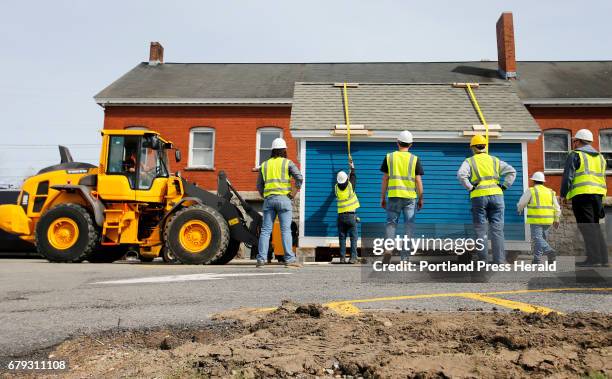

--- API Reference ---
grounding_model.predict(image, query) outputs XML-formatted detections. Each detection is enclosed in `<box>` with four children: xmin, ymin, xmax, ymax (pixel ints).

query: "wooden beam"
<box><xmin>452</xmin><ymin>82</ymin><xmax>480</xmax><ymax>88</ymax></box>
<box><xmin>463</xmin><ymin>130</ymin><xmax>500</xmax><ymax>137</ymax></box>
<box><xmin>335</xmin><ymin>124</ymin><xmax>365</xmax><ymax>130</ymax></box>
<box><xmin>331</xmin><ymin>130</ymin><xmax>371</xmax><ymax>136</ymax></box>
<box><xmin>333</xmin><ymin>83</ymin><xmax>359</xmax><ymax>88</ymax></box>
<box><xmin>472</xmin><ymin>124</ymin><xmax>502</xmax><ymax>131</ymax></box>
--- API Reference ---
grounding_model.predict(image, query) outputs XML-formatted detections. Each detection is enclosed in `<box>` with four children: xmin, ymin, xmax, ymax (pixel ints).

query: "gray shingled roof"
<box><xmin>290</xmin><ymin>83</ymin><xmax>540</xmax><ymax>132</ymax></box>
<box><xmin>94</xmin><ymin>61</ymin><xmax>612</xmax><ymax>104</ymax></box>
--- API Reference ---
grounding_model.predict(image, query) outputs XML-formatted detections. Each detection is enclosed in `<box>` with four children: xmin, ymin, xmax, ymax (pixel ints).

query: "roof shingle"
<box><xmin>289</xmin><ymin>83</ymin><xmax>540</xmax><ymax>132</ymax></box>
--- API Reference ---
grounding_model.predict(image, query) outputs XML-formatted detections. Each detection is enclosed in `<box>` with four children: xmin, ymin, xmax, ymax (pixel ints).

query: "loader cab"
<box><xmin>97</xmin><ymin>130</ymin><xmax>173</xmax><ymax>202</ymax></box>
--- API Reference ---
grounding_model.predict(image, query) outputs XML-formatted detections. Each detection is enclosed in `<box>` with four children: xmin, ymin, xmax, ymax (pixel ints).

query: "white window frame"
<box><xmin>188</xmin><ymin>127</ymin><xmax>215</xmax><ymax>169</ymax></box>
<box><xmin>255</xmin><ymin>127</ymin><xmax>283</xmax><ymax>167</ymax></box>
<box><xmin>543</xmin><ymin>129</ymin><xmax>570</xmax><ymax>172</ymax></box>
<box><xmin>599</xmin><ymin>129</ymin><xmax>612</xmax><ymax>172</ymax></box>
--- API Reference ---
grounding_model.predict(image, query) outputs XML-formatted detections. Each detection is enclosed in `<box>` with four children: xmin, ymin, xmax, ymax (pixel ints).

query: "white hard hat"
<box><xmin>271</xmin><ymin>137</ymin><xmax>287</xmax><ymax>149</ymax></box>
<box><xmin>398</xmin><ymin>130</ymin><xmax>413</xmax><ymax>144</ymax></box>
<box><xmin>530</xmin><ymin>171</ymin><xmax>545</xmax><ymax>182</ymax></box>
<box><xmin>336</xmin><ymin>171</ymin><xmax>348</xmax><ymax>184</ymax></box>
<box><xmin>574</xmin><ymin>129</ymin><xmax>593</xmax><ymax>142</ymax></box>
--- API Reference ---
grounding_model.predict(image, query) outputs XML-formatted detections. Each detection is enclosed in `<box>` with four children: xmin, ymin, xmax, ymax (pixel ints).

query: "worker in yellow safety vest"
<box><xmin>256</xmin><ymin>137</ymin><xmax>303</xmax><ymax>268</ymax></box>
<box><xmin>560</xmin><ymin>128</ymin><xmax>609</xmax><ymax>267</ymax></box>
<box><xmin>457</xmin><ymin>134</ymin><xmax>516</xmax><ymax>264</ymax></box>
<box><xmin>335</xmin><ymin>160</ymin><xmax>359</xmax><ymax>264</ymax></box>
<box><xmin>517</xmin><ymin>172</ymin><xmax>561</xmax><ymax>264</ymax></box>
<box><xmin>380</xmin><ymin>130</ymin><xmax>424</xmax><ymax>261</ymax></box>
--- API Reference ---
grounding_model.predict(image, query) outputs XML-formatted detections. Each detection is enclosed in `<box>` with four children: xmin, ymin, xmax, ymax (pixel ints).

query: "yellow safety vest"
<box><xmin>386</xmin><ymin>151</ymin><xmax>417</xmax><ymax>199</ymax></box>
<box><xmin>335</xmin><ymin>182</ymin><xmax>360</xmax><ymax>213</ymax></box>
<box><xmin>526</xmin><ymin>185</ymin><xmax>556</xmax><ymax>225</ymax></box>
<box><xmin>567</xmin><ymin>151</ymin><xmax>607</xmax><ymax>199</ymax></box>
<box><xmin>261</xmin><ymin>157</ymin><xmax>291</xmax><ymax>198</ymax></box>
<box><xmin>467</xmin><ymin>153</ymin><xmax>503</xmax><ymax>198</ymax></box>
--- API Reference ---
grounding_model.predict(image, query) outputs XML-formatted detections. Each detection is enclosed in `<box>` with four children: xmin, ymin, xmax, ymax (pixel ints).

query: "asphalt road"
<box><xmin>0</xmin><ymin>257</ymin><xmax>610</xmax><ymax>359</ymax></box>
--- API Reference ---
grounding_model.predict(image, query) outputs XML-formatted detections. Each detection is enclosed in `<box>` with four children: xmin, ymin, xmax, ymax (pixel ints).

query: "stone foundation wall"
<box><xmin>544</xmin><ymin>197</ymin><xmax>612</xmax><ymax>256</ymax></box>
<box><xmin>545</xmin><ymin>204</ymin><xmax>584</xmax><ymax>256</ymax></box>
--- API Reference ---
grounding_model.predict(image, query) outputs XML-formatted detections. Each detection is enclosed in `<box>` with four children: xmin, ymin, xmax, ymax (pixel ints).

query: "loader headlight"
<box><xmin>21</xmin><ymin>192</ymin><xmax>29</xmax><ymax>206</ymax></box>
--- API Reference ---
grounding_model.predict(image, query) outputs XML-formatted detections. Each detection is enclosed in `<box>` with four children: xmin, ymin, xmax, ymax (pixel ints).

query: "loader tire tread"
<box><xmin>36</xmin><ymin>203</ymin><xmax>99</xmax><ymax>263</ymax></box>
<box><xmin>210</xmin><ymin>239</ymin><xmax>240</xmax><ymax>265</ymax></box>
<box><xmin>164</xmin><ymin>204</ymin><xmax>229</xmax><ymax>265</ymax></box>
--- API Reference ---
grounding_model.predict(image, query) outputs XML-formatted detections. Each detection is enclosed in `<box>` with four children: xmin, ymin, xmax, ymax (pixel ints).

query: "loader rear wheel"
<box><xmin>164</xmin><ymin>205</ymin><xmax>229</xmax><ymax>265</ymax></box>
<box><xmin>210</xmin><ymin>239</ymin><xmax>240</xmax><ymax>265</ymax></box>
<box><xmin>36</xmin><ymin>204</ymin><xmax>99</xmax><ymax>263</ymax></box>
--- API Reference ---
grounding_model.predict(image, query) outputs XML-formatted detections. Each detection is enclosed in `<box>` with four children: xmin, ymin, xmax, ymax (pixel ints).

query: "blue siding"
<box><xmin>304</xmin><ymin>141</ymin><xmax>525</xmax><ymax>240</ymax></box>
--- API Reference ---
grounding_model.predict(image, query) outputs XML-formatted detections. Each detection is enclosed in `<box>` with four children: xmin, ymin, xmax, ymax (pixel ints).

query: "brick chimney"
<box><xmin>496</xmin><ymin>12</ymin><xmax>517</xmax><ymax>79</ymax></box>
<box><xmin>149</xmin><ymin>42</ymin><xmax>164</xmax><ymax>65</ymax></box>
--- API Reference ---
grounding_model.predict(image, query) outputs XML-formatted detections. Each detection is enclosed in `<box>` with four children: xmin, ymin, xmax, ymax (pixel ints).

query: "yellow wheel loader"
<box><xmin>0</xmin><ymin>130</ymin><xmax>262</xmax><ymax>264</ymax></box>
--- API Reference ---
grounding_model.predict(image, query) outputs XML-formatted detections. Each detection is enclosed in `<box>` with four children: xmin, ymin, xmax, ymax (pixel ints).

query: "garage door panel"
<box><xmin>304</xmin><ymin>141</ymin><xmax>525</xmax><ymax>240</ymax></box>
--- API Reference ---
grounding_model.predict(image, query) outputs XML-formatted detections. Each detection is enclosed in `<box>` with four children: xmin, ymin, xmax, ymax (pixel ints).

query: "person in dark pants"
<box><xmin>560</xmin><ymin>129</ymin><xmax>609</xmax><ymax>267</ymax></box>
<box><xmin>335</xmin><ymin>160</ymin><xmax>359</xmax><ymax>264</ymax></box>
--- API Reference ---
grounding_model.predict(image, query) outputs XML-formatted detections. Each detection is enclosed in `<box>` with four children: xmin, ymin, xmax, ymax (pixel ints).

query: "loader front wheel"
<box><xmin>164</xmin><ymin>205</ymin><xmax>229</xmax><ymax>265</ymax></box>
<box><xmin>36</xmin><ymin>204</ymin><xmax>99</xmax><ymax>263</ymax></box>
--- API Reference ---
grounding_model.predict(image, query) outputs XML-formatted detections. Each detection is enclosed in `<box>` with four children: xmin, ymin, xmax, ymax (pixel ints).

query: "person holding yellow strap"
<box><xmin>380</xmin><ymin>130</ymin><xmax>424</xmax><ymax>261</ymax></box>
<box><xmin>517</xmin><ymin>172</ymin><xmax>561</xmax><ymax>264</ymax></box>
<box><xmin>560</xmin><ymin>129</ymin><xmax>609</xmax><ymax>268</ymax></box>
<box><xmin>256</xmin><ymin>138</ymin><xmax>303</xmax><ymax>268</ymax></box>
<box><xmin>457</xmin><ymin>134</ymin><xmax>516</xmax><ymax>264</ymax></box>
<box><xmin>335</xmin><ymin>160</ymin><xmax>359</xmax><ymax>264</ymax></box>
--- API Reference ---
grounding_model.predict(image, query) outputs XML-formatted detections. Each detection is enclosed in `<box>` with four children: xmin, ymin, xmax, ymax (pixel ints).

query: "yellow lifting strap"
<box><xmin>342</xmin><ymin>82</ymin><xmax>352</xmax><ymax>162</ymax></box>
<box><xmin>465</xmin><ymin>83</ymin><xmax>490</xmax><ymax>153</ymax></box>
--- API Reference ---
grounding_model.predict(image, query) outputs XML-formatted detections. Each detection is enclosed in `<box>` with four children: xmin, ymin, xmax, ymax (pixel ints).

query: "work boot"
<box><xmin>256</xmin><ymin>261</ymin><xmax>265</xmax><ymax>268</ymax></box>
<box><xmin>285</xmin><ymin>262</ymin><xmax>303</xmax><ymax>269</ymax></box>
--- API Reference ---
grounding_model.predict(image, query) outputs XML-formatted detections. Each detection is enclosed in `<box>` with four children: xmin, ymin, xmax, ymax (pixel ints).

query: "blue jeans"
<box><xmin>338</xmin><ymin>213</ymin><xmax>358</xmax><ymax>261</ymax></box>
<box><xmin>385</xmin><ymin>197</ymin><xmax>416</xmax><ymax>260</ymax></box>
<box><xmin>257</xmin><ymin>195</ymin><xmax>295</xmax><ymax>263</ymax></box>
<box><xmin>471</xmin><ymin>195</ymin><xmax>505</xmax><ymax>263</ymax></box>
<box><xmin>530</xmin><ymin>224</ymin><xmax>553</xmax><ymax>262</ymax></box>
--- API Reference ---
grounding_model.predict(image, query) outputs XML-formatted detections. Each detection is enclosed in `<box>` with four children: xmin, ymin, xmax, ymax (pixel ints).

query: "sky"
<box><xmin>0</xmin><ymin>0</ymin><xmax>610</xmax><ymax>186</ymax></box>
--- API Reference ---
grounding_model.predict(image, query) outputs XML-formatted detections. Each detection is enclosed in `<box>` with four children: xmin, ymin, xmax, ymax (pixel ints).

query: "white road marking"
<box><xmin>93</xmin><ymin>272</ymin><xmax>293</xmax><ymax>285</ymax></box>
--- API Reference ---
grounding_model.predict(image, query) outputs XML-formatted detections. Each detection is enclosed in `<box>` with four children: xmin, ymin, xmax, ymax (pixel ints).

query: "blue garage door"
<box><xmin>304</xmin><ymin>141</ymin><xmax>525</xmax><ymax>240</ymax></box>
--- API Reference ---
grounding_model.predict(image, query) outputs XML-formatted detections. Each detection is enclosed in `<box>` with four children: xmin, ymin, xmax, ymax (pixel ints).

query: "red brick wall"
<box><xmin>527</xmin><ymin>107</ymin><xmax>612</xmax><ymax>193</ymax></box>
<box><xmin>103</xmin><ymin>106</ymin><xmax>296</xmax><ymax>191</ymax></box>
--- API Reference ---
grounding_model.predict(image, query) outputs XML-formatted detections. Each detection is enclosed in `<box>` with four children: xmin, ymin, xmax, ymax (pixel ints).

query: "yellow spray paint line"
<box><xmin>242</xmin><ymin>287</ymin><xmax>612</xmax><ymax>317</ymax></box>
<box><xmin>459</xmin><ymin>293</ymin><xmax>559</xmax><ymax>315</ymax></box>
<box><xmin>319</xmin><ymin>287</ymin><xmax>612</xmax><ymax>316</ymax></box>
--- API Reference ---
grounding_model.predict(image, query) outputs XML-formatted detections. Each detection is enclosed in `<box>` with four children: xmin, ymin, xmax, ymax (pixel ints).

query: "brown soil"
<box><xmin>10</xmin><ymin>301</ymin><xmax>612</xmax><ymax>378</ymax></box>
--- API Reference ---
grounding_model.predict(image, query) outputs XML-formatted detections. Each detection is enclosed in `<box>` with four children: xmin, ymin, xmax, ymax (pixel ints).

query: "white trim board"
<box><xmin>291</xmin><ymin>130</ymin><xmax>540</xmax><ymax>141</ymax></box>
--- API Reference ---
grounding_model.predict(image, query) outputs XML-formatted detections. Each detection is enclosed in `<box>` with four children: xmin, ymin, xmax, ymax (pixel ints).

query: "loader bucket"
<box><xmin>0</xmin><ymin>204</ymin><xmax>32</xmax><ymax>236</ymax></box>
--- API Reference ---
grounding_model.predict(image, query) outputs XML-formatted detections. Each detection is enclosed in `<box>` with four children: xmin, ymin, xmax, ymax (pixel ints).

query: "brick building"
<box><xmin>94</xmin><ymin>12</ymin><xmax>612</xmax><ymax>253</ymax></box>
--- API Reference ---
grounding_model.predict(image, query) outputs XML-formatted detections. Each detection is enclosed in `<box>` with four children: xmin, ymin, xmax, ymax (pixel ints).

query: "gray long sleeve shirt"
<box><xmin>256</xmin><ymin>159</ymin><xmax>303</xmax><ymax>197</ymax></box>
<box><xmin>456</xmin><ymin>154</ymin><xmax>517</xmax><ymax>191</ymax></box>
<box><xmin>560</xmin><ymin>144</ymin><xmax>600</xmax><ymax>198</ymax></box>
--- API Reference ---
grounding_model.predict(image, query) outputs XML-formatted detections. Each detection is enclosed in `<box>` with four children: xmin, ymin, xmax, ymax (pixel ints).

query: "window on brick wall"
<box><xmin>256</xmin><ymin>127</ymin><xmax>283</xmax><ymax>167</ymax></box>
<box><xmin>543</xmin><ymin>129</ymin><xmax>570</xmax><ymax>171</ymax></box>
<box><xmin>189</xmin><ymin>127</ymin><xmax>215</xmax><ymax>168</ymax></box>
<box><xmin>599</xmin><ymin>129</ymin><xmax>612</xmax><ymax>171</ymax></box>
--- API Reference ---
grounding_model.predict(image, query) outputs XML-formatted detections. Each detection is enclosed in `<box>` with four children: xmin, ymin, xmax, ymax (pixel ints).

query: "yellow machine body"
<box><xmin>0</xmin><ymin>129</ymin><xmax>263</xmax><ymax>264</ymax></box>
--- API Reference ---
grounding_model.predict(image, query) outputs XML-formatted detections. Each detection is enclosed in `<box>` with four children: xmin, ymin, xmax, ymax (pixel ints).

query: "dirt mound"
<box><xmin>18</xmin><ymin>302</ymin><xmax>611</xmax><ymax>378</ymax></box>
